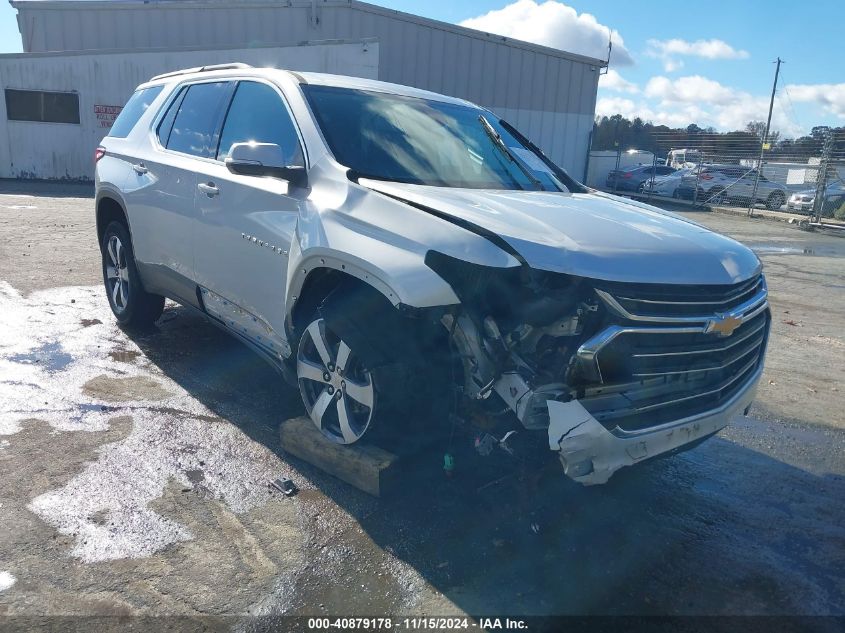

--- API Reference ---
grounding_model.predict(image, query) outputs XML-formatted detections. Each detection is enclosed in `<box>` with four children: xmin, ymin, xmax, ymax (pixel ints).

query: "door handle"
<box><xmin>197</xmin><ymin>182</ymin><xmax>219</xmax><ymax>197</ymax></box>
<box><xmin>132</xmin><ymin>163</ymin><xmax>148</xmax><ymax>174</ymax></box>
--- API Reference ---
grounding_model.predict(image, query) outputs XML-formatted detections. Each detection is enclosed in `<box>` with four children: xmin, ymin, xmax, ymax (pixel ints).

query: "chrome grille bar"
<box><xmin>632</xmin><ymin>320</ymin><xmax>767</xmax><ymax>359</ymax></box>
<box><xmin>576</xmin><ymin>275</ymin><xmax>771</xmax><ymax>433</ymax></box>
<box><xmin>614</xmin><ymin>276</ymin><xmax>762</xmax><ymax>307</ymax></box>
<box><xmin>595</xmin><ymin>278</ymin><xmax>768</xmax><ymax>325</ymax></box>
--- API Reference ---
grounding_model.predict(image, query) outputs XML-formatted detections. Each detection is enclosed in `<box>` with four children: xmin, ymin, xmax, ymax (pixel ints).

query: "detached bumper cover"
<box><xmin>547</xmin><ymin>366</ymin><xmax>761</xmax><ymax>485</ymax></box>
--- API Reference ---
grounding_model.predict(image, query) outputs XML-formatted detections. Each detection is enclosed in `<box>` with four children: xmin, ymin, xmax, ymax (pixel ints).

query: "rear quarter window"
<box><xmin>108</xmin><ymin>85</ymin><xmax>164</xmax><ymax>138</ymax></box>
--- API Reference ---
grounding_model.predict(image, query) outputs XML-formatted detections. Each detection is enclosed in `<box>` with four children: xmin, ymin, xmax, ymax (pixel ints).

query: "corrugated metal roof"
<box><xmin>10</xmin><ymin>0</ymin><xmax>608</xmax><ymax>66</ymax></box>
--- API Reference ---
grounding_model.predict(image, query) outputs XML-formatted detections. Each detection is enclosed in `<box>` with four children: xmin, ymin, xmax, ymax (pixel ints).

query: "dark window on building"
<box><xmin>166</xmin><ymin>82</ymin><xmax>231</xmax><ymax>158</ymax></box>
<box><xmin>108</xmin><ymin>85</ymin><xmax>164</xmax><ymax>138</ymax></box>
<box><xmin>217</xmin><ymin>81</ymin><xmax>303</xmax><ymax>163</ymax></box>
<box><xmin>5</xmin><ymin>89</ymin><xmax>80</xmax><ymax>124</ymax></box>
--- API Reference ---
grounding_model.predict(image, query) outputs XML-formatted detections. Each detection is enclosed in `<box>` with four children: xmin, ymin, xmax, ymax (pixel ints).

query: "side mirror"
<box><xmin>225</xmin><ymin>142</ymin><xmax>307</xmax><ymax>187</ymax></box>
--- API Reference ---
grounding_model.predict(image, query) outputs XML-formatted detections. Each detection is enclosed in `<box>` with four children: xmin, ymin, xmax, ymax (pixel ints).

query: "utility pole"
<box><xmin>812</xmin><ymin>128</ymin><xmax>833</xmax><ymax>223</ymax></box>
<box><xmin>749</xmin><ymin>57</ymin><xmax>782</xmax><ymax>216</ymax></box>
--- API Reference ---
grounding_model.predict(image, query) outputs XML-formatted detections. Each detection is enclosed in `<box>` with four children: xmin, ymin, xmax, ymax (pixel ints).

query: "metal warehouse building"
<box><xmin>2</xmin><ymin>0</ymin><xmax>605</xmax><ymax>180</ymax></box>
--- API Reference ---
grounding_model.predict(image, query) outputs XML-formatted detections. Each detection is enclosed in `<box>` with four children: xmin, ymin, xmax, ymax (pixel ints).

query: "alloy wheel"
<box><xmin>297</xmin><ymin>318</ymin><xmax>376</xmax><ymax>444</ymax></box>
<box><xmin>105</xmin><ymin>235</ymin><xmax>130</xmax><ymax>312</ymax></box>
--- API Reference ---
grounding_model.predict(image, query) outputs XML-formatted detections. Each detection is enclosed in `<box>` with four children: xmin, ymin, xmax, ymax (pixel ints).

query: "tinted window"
<box><xmin>166</xmin><ymin>82</ymin><xmax>230</xmax><ymax>157</ymax></box>
<box><xmin>217</xmin><ymin>81</ymin><xmax>303</xmax><ymax>163</ymax></box>
<box><xmin>156</xmin><ymin>87</ymin><xmax>185</xmax><ymax>147</ymax></box>
<box><xmin>5</xmin><ymin>89</ymin><xmax>79</xmax><ymax>124</ymax></box>
<box><xmin>108</xmin><ymin>85</ymin><xmax>164</xmax><ymax>138</ymax></box>
<box><xmin>655</xmin><ymin>166</ymin><xmax>675</xmax><ymax>175</ymax></box>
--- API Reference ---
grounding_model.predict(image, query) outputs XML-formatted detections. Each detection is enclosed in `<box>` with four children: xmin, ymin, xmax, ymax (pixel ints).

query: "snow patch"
<box><xmin>1</xmin><ymin>284</ymin><xmax>285</xmax><ymax>562</ymax></box>
<box><xmin>0</xmin><ymin>571</ymin><xmax>16</xmax><ymax>592</ymax></box>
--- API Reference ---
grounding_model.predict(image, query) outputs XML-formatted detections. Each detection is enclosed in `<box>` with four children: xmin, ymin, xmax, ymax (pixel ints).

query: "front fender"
<box><xmin>286</xmin><ymin>160</ymin><xmax>521</xmax><ymax>315</ymax></box>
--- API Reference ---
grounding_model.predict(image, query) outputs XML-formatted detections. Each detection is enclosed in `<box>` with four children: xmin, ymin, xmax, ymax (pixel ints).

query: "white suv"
<box><xmin>95</xmin><ymin>65</ymin><xmax>770</xmax><ymax>485</ymax></box>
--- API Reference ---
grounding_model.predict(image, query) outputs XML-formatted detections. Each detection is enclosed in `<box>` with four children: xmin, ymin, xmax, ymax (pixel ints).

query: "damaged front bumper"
<box><xmin>547</xmin><ymin>365</ymin><xmax>762</xmax><ymax>485</ymax></box>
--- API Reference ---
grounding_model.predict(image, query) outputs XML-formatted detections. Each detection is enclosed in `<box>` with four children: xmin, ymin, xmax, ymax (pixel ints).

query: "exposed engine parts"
<box><xmin>440</xmin><ymin>272</ymin><xmax>602</xmax><ymax>431</ymax></box>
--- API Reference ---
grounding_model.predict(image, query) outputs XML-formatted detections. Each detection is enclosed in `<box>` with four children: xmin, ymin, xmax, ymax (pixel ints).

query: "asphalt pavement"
<box><xmin>0</xmin><ymin>185</ymin><xmax>843</xmax><ymax>626</ymax></box>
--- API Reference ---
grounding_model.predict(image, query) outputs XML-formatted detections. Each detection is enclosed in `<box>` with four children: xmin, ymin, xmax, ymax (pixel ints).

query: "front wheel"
<box><xmin>295</xmin><ymin>285</ymin><xmax>450</xmax><ymax>446</ymax></box>
<box><xmin>297</xmin><ymin>317</ymin><xmax>377</xmax><ymax>444</ymax></box>
<box><xmin>101</xmin><ymin>221</ymin><xmax>164</xmax><ymax>327</ymax></box>
<box><xmin>708</xmin><ymin>188</ymin><xmax>726</xmax><ymax>205</ymax></box>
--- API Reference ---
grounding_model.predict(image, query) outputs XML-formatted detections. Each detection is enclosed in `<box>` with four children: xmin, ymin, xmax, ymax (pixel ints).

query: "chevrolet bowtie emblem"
<box><xmin>706</xmin><ymin>314</ymin><xmax>742</xmax><ymax>337</ymax></box>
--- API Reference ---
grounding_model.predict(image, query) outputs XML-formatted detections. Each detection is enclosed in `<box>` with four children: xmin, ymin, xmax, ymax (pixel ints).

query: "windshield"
<box><xmin>302</xmin><ymin>85</ymin><xmax>579</xmax><ymax>192</ymax></box>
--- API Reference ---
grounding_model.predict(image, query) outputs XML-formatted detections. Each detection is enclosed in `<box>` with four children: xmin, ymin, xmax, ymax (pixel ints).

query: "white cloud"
<box><xmin>595</xmin><ymin>97</ymin><xmax>636</xmax><ymax>118</ymax></box>
<box><xmin>599</xmin><ymin>69</ymin><xmax>638</xmax><ymax>93</ymax></box>
<box><xmin>460</xmin><ymin>0</ymin><xmax>633</xmax><ymax>66</ymax></box>
<box><xmin>785</xmin><ymin>83</ymin><xmax>845</xmax><ymax>119</ymax></box>
<box><xmin>598</xmin><ymin>74</ymin><xmax>805</xmax><ymax>138</ymax></box>
<box><xmin>646</xmin><ymin>38</ymin><xmax>749</xmax><ymax>72</ymax></box>
<box><xmin>645</xmin><ymin>75</ymin><xmax>737</xmax><ymax>105</ymax></box>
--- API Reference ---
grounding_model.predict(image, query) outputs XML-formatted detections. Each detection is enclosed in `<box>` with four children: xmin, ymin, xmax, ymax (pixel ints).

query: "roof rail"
<box><xmin>151</xmin><ymin>62</ymin><xmax>252</xmax><ymax>81</ymax></box>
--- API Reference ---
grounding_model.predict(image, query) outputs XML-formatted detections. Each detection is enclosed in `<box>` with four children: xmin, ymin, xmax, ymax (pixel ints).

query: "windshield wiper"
<box><xmin>478</xmin><ymin>114</ymin><xmax>545</xmax><ymax>191</ymax></box>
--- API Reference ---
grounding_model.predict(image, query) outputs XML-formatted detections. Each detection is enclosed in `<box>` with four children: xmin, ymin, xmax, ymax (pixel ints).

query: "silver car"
<box><xmin>787</xmin><ymin>183</ymin><xmax>845</xmax><ymax>216</ymax></box>
<box><xmin>95</xmin><ymin>65</ymin><xmax>770</xmax><ymax>485</ymax></box>
<box><xmin>678</xmin><ymin>165</ymin><xmax>788</xmax><ymax>210</ymax></box>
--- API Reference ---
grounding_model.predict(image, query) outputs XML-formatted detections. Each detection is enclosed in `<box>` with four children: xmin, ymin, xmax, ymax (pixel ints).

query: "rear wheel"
<box><xmin>101</xmin><ymin>221</ymin><xmax>164</xmax><ymax>327</ymax></box>
<box><xmin>766</xmin><ymin>191</ymin><xmax>786</xmax><ymax>210</ymax></box>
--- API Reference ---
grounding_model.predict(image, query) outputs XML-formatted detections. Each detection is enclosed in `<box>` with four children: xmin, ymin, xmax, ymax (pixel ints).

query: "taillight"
<box><xmin>621</xmin><ymin>172</ymin><xmax>633</xmax><ymax>178</ymax></box>
<box><xmin>699</xmin><ymin>173</ymin><xmax>713</xmax><ymax>180</ymax></box>
<box><xmin>94</xmin><ymin>146</ymin><xmax>106</xmax><ymax>163</ymax></box>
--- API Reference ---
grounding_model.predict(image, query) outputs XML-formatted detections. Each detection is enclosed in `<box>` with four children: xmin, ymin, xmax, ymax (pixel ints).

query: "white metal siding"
<box><xmin>11</xmin><ymin>0</ymin><xmax>601</xmax><ymax>175</ymax></box>
<box><xmin>0</xmin><ymin>41</ymin><xmax>379</xmax><ymax>180</ymax></box>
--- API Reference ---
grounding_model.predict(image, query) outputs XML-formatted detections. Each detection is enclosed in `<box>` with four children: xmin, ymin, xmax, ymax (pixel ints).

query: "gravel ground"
<box><xmin>0</xmin><ymin>185</ymin><xmax>843</xmax><ymax>626</ymax></box>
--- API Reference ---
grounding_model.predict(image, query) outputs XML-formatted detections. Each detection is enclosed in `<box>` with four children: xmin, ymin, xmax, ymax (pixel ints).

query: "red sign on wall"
<box><xmin>94</xmin><ymin>104</ymin><xmax>122</xmax><ymax>128</ymax></box>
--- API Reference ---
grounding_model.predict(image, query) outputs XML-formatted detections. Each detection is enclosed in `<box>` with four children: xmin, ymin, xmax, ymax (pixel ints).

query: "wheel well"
<box><xmin>291</xmin><ymin>268</ymin><xmax>393</xmax><ymax>334</ymax></box>
<box><xmin>96</xmin><ymin>197</ymin><xmax>128</xmax><ymax>244</ymax></box>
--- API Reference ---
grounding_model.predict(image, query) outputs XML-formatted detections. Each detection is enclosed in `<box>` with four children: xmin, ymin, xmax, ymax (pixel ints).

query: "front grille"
<box><xmin>578</xmin><ymin>276</ymin><xmax>770</xmax><ymax>433</ymax></box>
<box><xmin>596</xmin><ymin>275</ymin><xmax>763</xmax><ymax>318</ymax></box>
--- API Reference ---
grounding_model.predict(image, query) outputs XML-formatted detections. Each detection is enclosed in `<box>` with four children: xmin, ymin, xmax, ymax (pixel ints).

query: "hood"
<box><xmin>360</xmin><ymin>180</ymin><xmax>762</xmax><ymax>285</ymax></box>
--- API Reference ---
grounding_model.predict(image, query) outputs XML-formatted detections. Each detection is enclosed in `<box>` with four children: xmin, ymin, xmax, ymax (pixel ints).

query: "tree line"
<box><xmin>592</xmin><ymin>115</ymin><xmax>845</xmax><ymax>162</ymax></box>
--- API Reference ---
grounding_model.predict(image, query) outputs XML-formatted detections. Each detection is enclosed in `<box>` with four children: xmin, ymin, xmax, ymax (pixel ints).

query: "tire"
<box><xmin>708</xmin><ymin>188</ymin><xmax>726</xmax><ymax>205</ymax></box>
<box><xmin>294</xmin><ymin>284</ymin><xmax>448</xmax><ymax>446</ymax></box>
<box><xmin>766</xmin><ymin>191</ymin><xmax>786</xmax><ymax>211</ymax></box>
<box><xmin>101</xmin><ymin>221</ymin><xmax>165</xmax><ymax>327</ymax></box>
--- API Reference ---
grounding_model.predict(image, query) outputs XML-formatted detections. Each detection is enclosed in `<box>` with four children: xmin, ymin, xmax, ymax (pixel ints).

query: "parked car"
<box><xmin>787</xmin><ymin>182</ymin><xmax>845</xmax><ymax>217</ymax></box>
<box><xmin>641</xmin><ymin>167</ymin><xmax>695</xmax><ymax>198</ymax></box>
<box><xmin>605</xmin><ymin>164</ymin><xmax>677</xmax><ymax>192</ymax></box>
<box><xmin>95</xmin><ymin>65</ymin><xmax>770</xmax><ymax>485</ymax></box>
<box><xmin>676</xmin><ymin>165</ymin><xmax>788</xmax><ymax>210</ymax></box>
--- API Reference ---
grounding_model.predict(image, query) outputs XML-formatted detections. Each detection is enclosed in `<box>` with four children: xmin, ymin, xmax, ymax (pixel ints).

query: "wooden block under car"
<box><xmin>279</xmin><ymin>416</ymin><xmax>401</xmax><ymax>497</ymax></box>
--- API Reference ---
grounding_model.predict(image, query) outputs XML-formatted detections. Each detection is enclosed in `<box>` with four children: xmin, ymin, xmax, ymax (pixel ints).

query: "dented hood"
<box><xmin>360</xmin><ymin>180</ymin><xmax>762</xmax><ymax>285</ymax></box>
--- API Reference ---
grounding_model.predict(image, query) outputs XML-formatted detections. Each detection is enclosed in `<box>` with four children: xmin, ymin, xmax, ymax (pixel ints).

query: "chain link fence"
<box><xmin>588</xmin><ymin>127</ymin><xmax>845</xmax><ymax>226</ymax></box>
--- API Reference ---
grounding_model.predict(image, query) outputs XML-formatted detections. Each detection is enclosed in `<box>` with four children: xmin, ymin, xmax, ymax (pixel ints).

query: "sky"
<box><xmin>1</xmin><ymin>0</ymin><xmax>843</xmax><ymax>138</ymax></box>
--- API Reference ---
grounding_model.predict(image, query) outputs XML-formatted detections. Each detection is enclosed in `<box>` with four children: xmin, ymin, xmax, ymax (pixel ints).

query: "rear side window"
<box><xmin>166</xmin><ymin>82</ymin><xmax>231</xmax><ymax>158</ymax></box>
<box><xmin>108</xmin><ymin>85</ymin><xmax>164</xmax><ymax>138</ymax></box>
<box><xmin>217</xmin><ymin>81</ymin><xmax>303</xmax><ymax>163</ymax></box>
